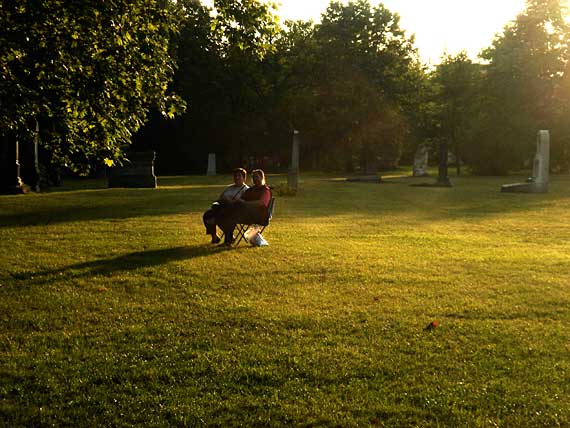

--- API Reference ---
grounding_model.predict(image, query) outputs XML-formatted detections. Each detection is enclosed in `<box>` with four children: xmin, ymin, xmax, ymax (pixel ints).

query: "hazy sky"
<box><xmin>275</xmin><ymin>0</ymin><xmax>528</xmax><ymax>64</ymax></box>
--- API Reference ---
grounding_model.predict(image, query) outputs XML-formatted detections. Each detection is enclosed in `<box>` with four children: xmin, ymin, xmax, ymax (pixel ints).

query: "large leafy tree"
<box><xmin>208</xmin><ymin>0</ymin><xmax>281</xmax><ymax>167</ymax></box>
<box><xmin>145</xmin><ymin>0</ymin><xmax>280</xmax><ymax>173</ymax></box>
<box><xmin>1</xmin><ymin>0</ymin><xmax>183</xmax><ymax>174</ymax></box>
<box><xmin>430</xmin><ymin>52</ymin><xmax>481</xmax><ymax>174</ymax></box>
<box><xmin>294</xmin><ymin>0</ymin><xmax>423</xmax><ymax>171</ymax></box>
<box><xmin>136</xmin><ymin>0</ymin><xmax>424</xmax><ymax>174</ymax></box>
<box><xmin>473</xmin><ymin>0</ymin><xmax>570</xmax><ymax>174</ymax></box>
<box><xmin>261</xmin><ymin>19</ymin><xmax>320</xmax><ymax>165</ymax></box>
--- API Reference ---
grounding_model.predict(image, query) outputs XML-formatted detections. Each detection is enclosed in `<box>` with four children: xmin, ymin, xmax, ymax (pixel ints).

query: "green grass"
<box><xmin>1</xmin><ymin>172</ymin><xmax>570</xmax><ymax>427</ymax></box>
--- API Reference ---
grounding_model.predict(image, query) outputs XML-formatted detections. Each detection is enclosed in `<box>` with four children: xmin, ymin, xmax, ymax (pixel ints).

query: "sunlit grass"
<box><xmin>1</xmin><ymin>172</ymin><xmax>570</xmax><ymax>427</ymax></box>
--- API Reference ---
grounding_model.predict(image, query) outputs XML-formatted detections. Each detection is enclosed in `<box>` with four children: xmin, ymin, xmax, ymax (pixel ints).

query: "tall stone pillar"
<box><xmin>0</xmin><ymin>134</ymin><xmax>26</xmax><ymax>194</ymax></box>
<box><xmin>28</xmin><ymin>121</ymin><xmax>41</xmax><ymax>192</ymax></box>
<box><xmin>532</xmin><ymin>130</ymin><xmax>550</xmax><ymax>191</ymax></box>
<box><xmin>287</xmin><ymin>130</ymin><xmax>300</xmax><ymax>189</ymax></box>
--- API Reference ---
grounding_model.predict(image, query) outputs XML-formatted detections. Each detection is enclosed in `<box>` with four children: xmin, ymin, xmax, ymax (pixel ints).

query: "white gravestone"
<box><xmin>287</xmin><ymin>130</ymin><xmax>300</xmax><ymax>189</ymax></box>
<box><xmin>501</xmin><ymin>130</ymin><xmax>550</xmax><ymax>193</ymax></box>
<box><xmin>207</xmin><ymin>153</ymin><xmax>216</xmax><ymax>176</ymax></box>
<box><xmin>413</xmin><ymin>144</ymin><xmax>429</xmax><ymax>177</ymax></box>
<box><xmin>532</xmin><ymin>130</ymin><xmax>550</xmax><ymax>189</ymax></box>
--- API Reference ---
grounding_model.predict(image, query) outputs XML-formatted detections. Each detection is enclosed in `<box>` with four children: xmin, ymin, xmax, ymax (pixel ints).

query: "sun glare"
<box><xmin>201</xmin><ymin>0</ymin><xmax>570</xmax><ymax>63</ymax></box>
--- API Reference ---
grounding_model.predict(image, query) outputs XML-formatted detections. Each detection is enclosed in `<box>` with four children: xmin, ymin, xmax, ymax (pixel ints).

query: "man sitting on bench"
<box><xmin>217</xmin><ymin>169</ymin><xmax>271</xmax><ymax>246</ymax></box>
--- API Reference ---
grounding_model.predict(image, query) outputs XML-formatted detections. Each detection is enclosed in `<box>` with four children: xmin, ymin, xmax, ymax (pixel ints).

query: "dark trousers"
<box><xmin>217</xmin><ymin>204</ymin><xmax>266</xmax><ymax>242</ymax></box>
<box><xmin>202</xmin><ymin>204</ymin><xmax>228</xmax><ymax>236</ymax></box>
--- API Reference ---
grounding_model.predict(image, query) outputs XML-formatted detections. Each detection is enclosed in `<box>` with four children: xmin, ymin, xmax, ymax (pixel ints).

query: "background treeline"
<box><xmin>3</xmin><ymin>0</ymin><xmax>570</xmax><ymax>177</ymax></box>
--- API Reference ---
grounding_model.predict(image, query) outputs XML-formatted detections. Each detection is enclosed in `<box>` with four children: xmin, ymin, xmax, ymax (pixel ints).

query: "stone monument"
<box><xmin>20</xmin><ymin>121</ymin><xmax>41</xmax><ymax>192</ymax></box>
<box><xmin>108</xmin><ymin>151</ymin><xmax>157</xmax><ymax>188</ymax></box>
<box><xmin>287</xmin><ymin>130</ymin><xmax>300</xmax><ymax>189</ymax></box>
<box><xmin>413</xmin><ymin>144</ymin><xmax>429</xmax><ymax>177</ymax></box>
<box><xmin>501</xmin><ymin>130</ymin><xmax>550</xmax><ymax>193</ymax></box>
<box><xmin>207</xmin><ymin>153</ymin><xmax>216</xmax><ymax>176</ymax></box>
<box><xmin>0</xmin><ymin>134</ymin><xmax>26</xmax><ymax>194</ymax></box>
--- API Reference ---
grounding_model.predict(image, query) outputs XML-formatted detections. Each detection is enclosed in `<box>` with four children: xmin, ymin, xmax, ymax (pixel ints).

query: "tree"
<box><xmin>473</xmin><ymin>0</ymin><xmax>570</xmax><ymax>174</ymax></box>
<box><xmin>138</xmin><ymin>0</ymin><xmax>281</xmax><ymax>173</ymax></box>
<box><xmin>430</xmin><ymin>52</ymin><xmax>481</xmax><ymax>175</ymax></box>
<box><xmin>1</xmin><ymin>0</ymin><xmax>184</xmax><ymax>175</ymax></box>
<box><xmin>293</xmin><ymin>0</ymin><xmax>423</xmax><ymax>171</ymax></box>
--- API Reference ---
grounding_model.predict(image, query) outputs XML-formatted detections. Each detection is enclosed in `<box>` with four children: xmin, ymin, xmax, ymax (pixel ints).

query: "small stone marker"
<box><xmin>108</xmin><ymin>151</ymin><xmax>157</xmax><ymax>188</ymax></box>
<box><xmin>207</xmin><ymin>153</ymin><xmax>216</xmax><ymax>176</ymax></box>
<box><xmin>501</xmin><ymin>130</ymin><xmax>550</xmax><ymax>193</ymax></box>
<box><xmin>413</xmin><ymin>144</ymin><xmax>429</xmax><ymax>177</ymax></box>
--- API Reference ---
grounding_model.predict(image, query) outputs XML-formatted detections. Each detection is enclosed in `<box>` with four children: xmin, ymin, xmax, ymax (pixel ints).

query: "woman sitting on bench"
<box><xmin>217</xmin><ymin>169</ymin><xmax>271</xmax><ymax>246</ymax></box>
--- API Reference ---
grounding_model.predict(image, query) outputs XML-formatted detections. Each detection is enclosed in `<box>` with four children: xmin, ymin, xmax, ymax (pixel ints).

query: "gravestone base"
<box><xmin>501</xmin><ymin>181</ymin><xmax>548</xmax><ymax>193</ymax></box>
<box><xmin>1</xmin><ymin>181</ymin><xmax>27</xmax><ymax>195</ymax></box>
<box><xmin>287</xmin><ymin>171</ymin><xmax>299</xmax><ymax>189</ymax></box>
<box><xmin>410</xmin><ymin>181</ymin><xmax>453</xmax><ymax>188</ymax></box>
<box><xmin>108</xmin><ymin>174</ymin><xmax>157</xmax><ymax>188</ymax></box>
<box><xmin>435</xmin><ymin>176</ymin><xmax>453</xmax><ymax>187</ymax></box>
<box><xmin>346</xmin><ymin>175</ymin><xmax>382</xmax><ymax>183</ymax></box>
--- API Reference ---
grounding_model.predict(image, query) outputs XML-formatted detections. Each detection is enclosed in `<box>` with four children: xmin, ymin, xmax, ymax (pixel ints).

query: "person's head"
<box><xmin>252</xmin><ymin>169</ymin><xmax>266</xmax><ymax>186</ymax></box>
<box><xmin>233</xmin><ymin>168</ymin><xmax>247</xmax><ymax>186</ymax></box>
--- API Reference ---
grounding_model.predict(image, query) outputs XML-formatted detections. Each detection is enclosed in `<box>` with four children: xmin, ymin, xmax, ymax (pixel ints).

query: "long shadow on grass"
<box><xmin>0</xmin><ymin>187</ymin><xmax>217</xmax><ymax>228</ymax></box>
<box><xmin>10</xmin><ymin>245</ymin><xmax>227</xmax><ymax>284</ymax></box>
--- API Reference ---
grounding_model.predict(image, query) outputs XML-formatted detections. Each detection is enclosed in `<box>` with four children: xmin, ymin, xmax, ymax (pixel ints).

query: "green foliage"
<box><xmin>428</xmin><ymin>52</ymin><xmax>482</xmax><ymax>174</ymax></box>
<box><xmin>473</xmin><ymin>0</ymin><xmax>570</xmax><ymax>174</ymax></box>
<box><xmin>141</xmin><ymin>0</ymin><xmax>424</xmax><ymax>174</ymax></box>
<box><xmin>0</xmin><ymin>0</ymin><xmax>185</xmax><ymax>174</ymax></box>
<box><xmin>2</xmin><ymin>173</ymin><xmax>570</xmax><ymax>426</ymax></box>
<box><xmin>270</xmin><ymin>182</ymin><xmax>297</xmax><ymax>196</ymax></box>
<box><xmin>153</xmin><ymin>0</ymin><xmax>281</xmax><ymax>172</ymax></box>
<box><xmin>294</xmin><ymin>0</ymin><xmax>424</xmax><ymax>171</ymax></box>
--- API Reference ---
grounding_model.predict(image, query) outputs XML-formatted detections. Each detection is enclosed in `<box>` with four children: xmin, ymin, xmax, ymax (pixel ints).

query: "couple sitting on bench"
<box><xmin>202</xmin><ymin>168</ymin><xmax>271</xmax><ymax>246</ymax></box>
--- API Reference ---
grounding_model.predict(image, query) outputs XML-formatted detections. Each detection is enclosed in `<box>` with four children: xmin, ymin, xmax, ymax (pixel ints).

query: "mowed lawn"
<box><xmin>1</xmin><ymin>172</ymin><xmax>570</xmax><ymax>427</ymax></box>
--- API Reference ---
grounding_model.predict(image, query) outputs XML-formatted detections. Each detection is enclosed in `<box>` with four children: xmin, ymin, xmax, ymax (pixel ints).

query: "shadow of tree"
<box><xmin>10</xmin><ymin>245</ymin><xmax>229</xmax><ymax>284</ymax></box>
<box><xmin>1</xmin><ymin>174</ymin><xmax>570</xmax><ymax>230</ymax></box>
<box><xmin>0</xmin><ymin>187</ymin><xmax>215</xmax><ymax>228</ymax></box>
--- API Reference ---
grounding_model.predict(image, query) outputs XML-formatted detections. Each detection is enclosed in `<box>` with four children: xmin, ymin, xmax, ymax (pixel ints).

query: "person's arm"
<box><xmin>239</xmin><ymin>188</ymin><xmax>270</xmax><ymax>207</ymax></box>
<box><xmin>218</xmin><ymin>185</ymin><xmax>237</xmax><ymax>203</ymax></box>
<box><xmin>216</xmin><ymin>191</ymin><xmax>226</xmax><ymax>202</ymax></box>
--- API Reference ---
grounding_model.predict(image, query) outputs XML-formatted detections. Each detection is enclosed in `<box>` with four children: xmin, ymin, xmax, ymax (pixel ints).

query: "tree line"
<box><xmin>2</xmin><ymin>0</ymin><xmax>570</xmax><ymax>181</ymax></box>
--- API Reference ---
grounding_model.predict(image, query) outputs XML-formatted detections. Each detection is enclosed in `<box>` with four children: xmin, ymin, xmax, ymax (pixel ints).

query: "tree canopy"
<box><xmin>473</xmin><ymin>0</ymin><xmax>570</xmax><ymax>174</ymax></box>
<box><xmin>1</xmin><ymin>0</ymin><xmax>184</xmax><ymax>174</ymax></box>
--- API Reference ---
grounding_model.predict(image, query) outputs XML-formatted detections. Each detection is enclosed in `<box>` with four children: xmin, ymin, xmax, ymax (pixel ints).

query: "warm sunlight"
<box><xmin>201</xmin><ymin>0</ymin><xmax>537</xmax><ymax>63</ymax></box>
<box><xmin>276</xmin><ymin>0</ymin><xmax>528</xmax><ymax>64</ymax></box>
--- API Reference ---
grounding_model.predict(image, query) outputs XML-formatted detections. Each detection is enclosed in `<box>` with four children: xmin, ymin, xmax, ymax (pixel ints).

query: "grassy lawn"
<box><xmin>1</xmin><ymin>172</ymin><xmax>570</xmax><ymax>427</ymax></box>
